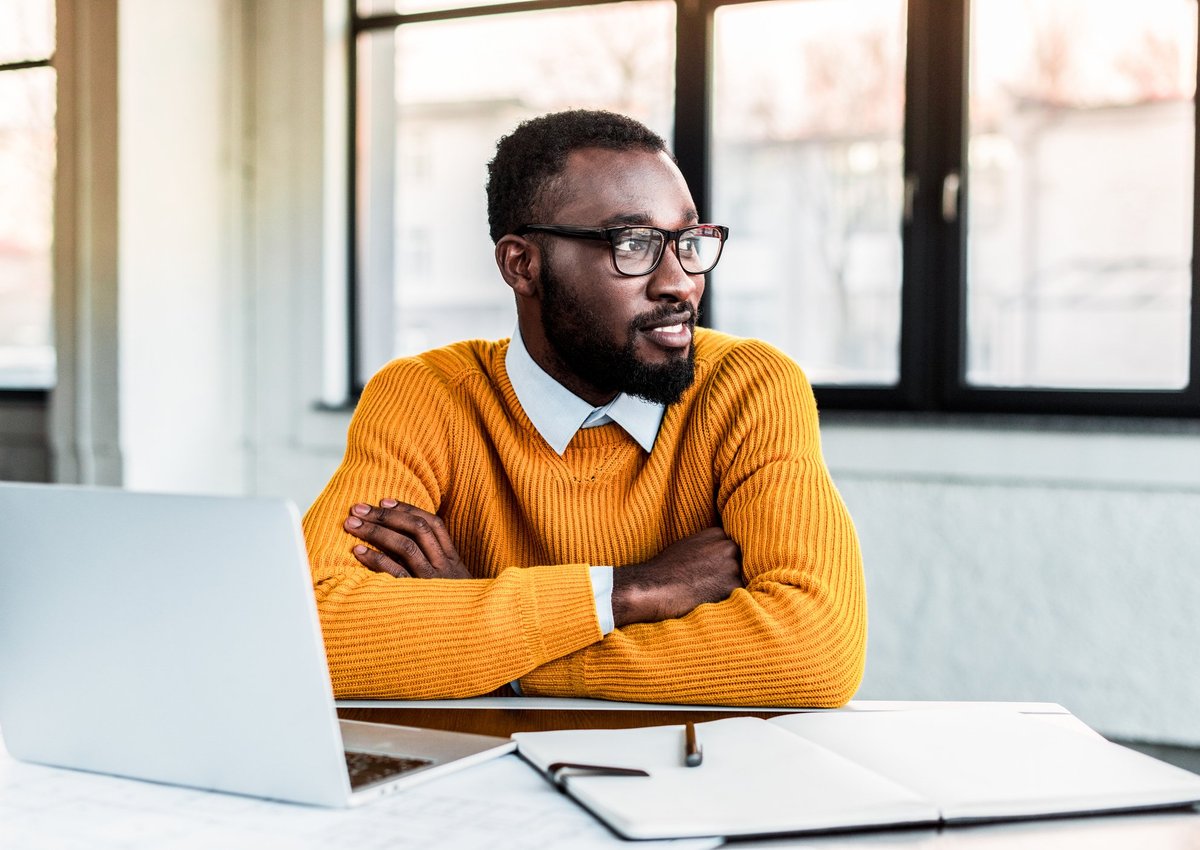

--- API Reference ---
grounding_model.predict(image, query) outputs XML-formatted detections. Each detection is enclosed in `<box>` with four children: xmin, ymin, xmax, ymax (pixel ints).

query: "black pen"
<box><xmin>684</xmin><ymin>722</ymin><xmax>703</xmax><ymax>767</ymax></box>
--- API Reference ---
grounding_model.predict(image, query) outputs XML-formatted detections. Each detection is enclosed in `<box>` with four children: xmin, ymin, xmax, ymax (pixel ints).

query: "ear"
<box><xmin>495</xmin><ymin>235</ymin><xmax>541</xmax><ymax>299</ymax></box>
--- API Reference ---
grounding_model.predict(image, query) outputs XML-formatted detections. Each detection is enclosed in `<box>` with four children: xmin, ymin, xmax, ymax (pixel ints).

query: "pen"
<box><xmin>684</xmin><ymin>722</ymin><xmax>703</xmax><ymax>767</ymax></box>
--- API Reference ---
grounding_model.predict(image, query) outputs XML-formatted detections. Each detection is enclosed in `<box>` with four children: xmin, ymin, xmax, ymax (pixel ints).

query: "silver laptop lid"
<box><xmin>0</xmin><ymin>484</ymin><xmax>352</xmax><ymax>806</ymax></box>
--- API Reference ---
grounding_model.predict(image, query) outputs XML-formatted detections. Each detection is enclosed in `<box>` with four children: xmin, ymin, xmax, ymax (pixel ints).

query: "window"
<box><xmin>352</xmin><ymin>0</ymin><xmax>674</xmax><ymax>381</ymax></box>
<box><xmin>711</xmin><ymin>0</ymin><xmax>907</xmax><ymax>386</ymax></box>
<box><xmin>0</xmin><ymin>0</ymin><xmax>56</xmax><ymax>391</ymax></box>
<box><xmin>965</xmin><ymin>0</ymin><xmax>1194</xmax><ymax>392</ymax></box>
<box><xmin>350</xmin><ymin>0</ymin><xmax>1200</xmax><ymax>415</ymax></box>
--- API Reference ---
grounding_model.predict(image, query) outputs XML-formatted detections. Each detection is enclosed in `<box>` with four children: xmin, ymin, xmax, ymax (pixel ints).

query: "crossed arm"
<box><xmin>343</xmin><ymin>500</ymin><xmax>743</xmax><ymax>628</ymax></box>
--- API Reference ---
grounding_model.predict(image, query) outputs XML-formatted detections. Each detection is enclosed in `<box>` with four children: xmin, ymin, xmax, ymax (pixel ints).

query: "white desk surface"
<box><xmin>0</xmin><ymin>740</ymin><xmax>717</xmax><ymax>850</ymax></box>
<box><xmin>3</xmin><ymin>699</ymin><xmax>1197</xmax><ymax>849</ymax></box>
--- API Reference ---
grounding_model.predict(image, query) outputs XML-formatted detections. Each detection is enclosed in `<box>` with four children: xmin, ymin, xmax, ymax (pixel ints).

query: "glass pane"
<box><xmin>966</xmin><ymin>0</ymin><xmax>1196</xmax><ymax>389</ymax></box>
<box><xmin>356</xmin><ymin>3</ymin><xmax>675</xmax><ymax>381</ymax></box>
<box><xmin>711</xmin><ymin>0</ymin><xmax>907</xmax><ymax>386</ymax></box>
<box><xmin>0</xmin><ymin>0</ymin><xmax>54</xmax><ymax>64</ymax></box>
<box><xmin>0</xmin><ymin>66</ymin><xmax>56</xmax><ymax>389</ymax></box>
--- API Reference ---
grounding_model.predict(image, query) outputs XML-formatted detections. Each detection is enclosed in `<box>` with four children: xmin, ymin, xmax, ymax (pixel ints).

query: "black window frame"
<box><xmin>348</xmin><ymin>0</ymin><xmax>1200</xmax><ymax>417</ymax></box>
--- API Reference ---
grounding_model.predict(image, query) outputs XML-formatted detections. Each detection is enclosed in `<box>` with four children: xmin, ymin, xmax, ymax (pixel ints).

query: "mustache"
<box><xmin>634</xmin><ymin>304</ymin><xmax>699</xmax><ymax>331</ymax></box>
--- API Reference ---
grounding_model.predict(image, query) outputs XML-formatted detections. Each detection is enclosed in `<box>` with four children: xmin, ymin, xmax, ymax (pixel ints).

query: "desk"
<box><xmin>3</xmin><ymin>700</ymin><xmax>1199</xmax><ymax>849</ymax></box>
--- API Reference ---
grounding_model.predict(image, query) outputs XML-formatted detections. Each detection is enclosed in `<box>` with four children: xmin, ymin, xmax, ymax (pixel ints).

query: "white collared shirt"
<box><xmin>505</xmin><ymin>326</ymin><xmax>666</xmax><ymax>456</ymax></box>
<box><xmin>504</xmin><ymin>327</ymin><xmax>669</xmax><ymax>639</ymax></box>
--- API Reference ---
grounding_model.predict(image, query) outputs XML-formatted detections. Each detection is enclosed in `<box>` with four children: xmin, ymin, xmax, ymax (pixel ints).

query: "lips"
<box><xmin>639</xmin><ymin>310</ymin><xmax>694</xmax><ymax>333</ymax></box>
<box><xmin>639</xmin><ymin>311</ymin><xmax>695</xmax><ymax>350</ymax></box>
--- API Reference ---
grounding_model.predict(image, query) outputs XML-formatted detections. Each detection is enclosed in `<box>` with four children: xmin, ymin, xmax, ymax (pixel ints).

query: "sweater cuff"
<box><xmin>518</xmin><ymin>644</ymin><xmax>590</xmax><ymax>697</ymax></box>
<box><xmin>516</xmin><ymin>563</ymin><xmax>603</xmax><ymax>666</ymax></box>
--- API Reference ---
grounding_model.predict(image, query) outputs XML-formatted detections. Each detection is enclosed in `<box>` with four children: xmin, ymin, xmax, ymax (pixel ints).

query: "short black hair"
<box><xmin>486</xmin><ymin>110</ymin><xmax>669</xmax><ymax>244</ymax></box>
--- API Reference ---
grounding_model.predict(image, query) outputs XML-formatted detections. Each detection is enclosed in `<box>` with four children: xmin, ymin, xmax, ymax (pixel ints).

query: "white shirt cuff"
<box><xmin>590</xmin><ymin>565</ymin><xmax>615</xmax><ymax>635</ymax></box>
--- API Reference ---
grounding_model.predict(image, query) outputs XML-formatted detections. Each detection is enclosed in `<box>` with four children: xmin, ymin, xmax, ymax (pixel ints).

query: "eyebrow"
<box><xmin>600</xmin><ymin>209</ymin><xmax>701</xmax><ymax>228</ymax></box>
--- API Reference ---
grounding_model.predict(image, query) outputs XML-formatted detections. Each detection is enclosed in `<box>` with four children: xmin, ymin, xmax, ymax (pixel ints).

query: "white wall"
<box><xmin>824</xmin><ymin>420</ymin><xmax>1200</xmax><ymax>746</ymax></box>
<box><xmin>116</xmin><ymin>0</ymin><xmax>248</xmax><ymax>494</ymax></box>
<box><xmin>245</xmin><ymin>0</ymin><xmax>349</xmax><ymax>501</ymax></box>
<box><xmin>50</xmin><ymin>0</ymin><xmax>121</xmax><ymax>485</ymax></box>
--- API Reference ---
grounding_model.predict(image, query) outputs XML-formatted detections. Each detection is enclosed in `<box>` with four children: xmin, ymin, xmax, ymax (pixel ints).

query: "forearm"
<box><xmin>522</xmin><ymin>446</ymin><xmax>866</xmax><ymax>706</ymax></box>
<box><xmin>518</xmin><ymin>564</ymin><xmax>866</xmax><ymax>707</ymax></box>
<box><xmin>315</xmin><ymin>563</ymin><xmax>602</xmax><ymax>698</ymax></box>
<box><xmin>303</xmin><ymin>420</ymin><xmax>604</xmax><ymax>698</ymax></box>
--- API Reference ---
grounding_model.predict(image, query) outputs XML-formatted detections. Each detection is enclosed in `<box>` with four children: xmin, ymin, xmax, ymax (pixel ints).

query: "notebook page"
<box><xmin>514</xmin><ymin>716</ymin><xmax>938</xmax><ymax>839</ymax></box>
<box><xmin>769</xmin><ymin>710</ymin><xmax>1200</xmax><ymax>821</ymax></box>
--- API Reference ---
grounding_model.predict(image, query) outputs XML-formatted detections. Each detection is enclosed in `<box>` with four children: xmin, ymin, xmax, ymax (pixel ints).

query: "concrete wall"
<box><xmin>825</xmin><ymin>420</ymin><xmax>1200</xmax><ymax>746</ymax></box>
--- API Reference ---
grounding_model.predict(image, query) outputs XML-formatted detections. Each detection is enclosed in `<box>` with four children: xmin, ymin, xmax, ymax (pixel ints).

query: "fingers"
<box><xmin>343</xmin><ymin>500</ymin><xmax>463</xmax><ymax>578</ymax></box>
<box><xmin>345</xmin><ymin>509</ymin><xmax>435</xmax><ymax>578</ymax></box>
<box><xmin>351</xmin><ymin>543</ymin><xmax>412</xmax><ymax>578</ymax></box>
<box><xmin>381</xmin><ymin>499</ymin><xmax>458</xmax><ymax>560</ymax></box>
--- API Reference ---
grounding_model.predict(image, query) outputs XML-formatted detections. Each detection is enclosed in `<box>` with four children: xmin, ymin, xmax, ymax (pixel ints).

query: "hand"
<box><xmin>611</xmin><ymin>528</ymin><xmax>744</xmax><ymax>627</ymax></box>
<box><xmin>343</xmin><ymin>500</ymin><xmax>471</xmax><ymax>579</ymax></box>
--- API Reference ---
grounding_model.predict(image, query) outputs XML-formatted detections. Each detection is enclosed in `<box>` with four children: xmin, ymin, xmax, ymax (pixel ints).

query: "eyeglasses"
<box><xmin>515</xmin><ymin>223</ymin><xmax>730</xmax><ymax>277</ymax></box>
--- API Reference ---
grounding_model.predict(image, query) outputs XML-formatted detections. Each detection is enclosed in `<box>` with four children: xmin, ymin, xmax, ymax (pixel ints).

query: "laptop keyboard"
<box><xmin>345</xmin><ymin>750</ymin><xmax>434</xmax><ymax>791</ymax></box>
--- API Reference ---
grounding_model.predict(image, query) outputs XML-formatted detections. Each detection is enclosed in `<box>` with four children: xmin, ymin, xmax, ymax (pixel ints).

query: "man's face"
<box><xmin>531</xmin><ymin>148</ymin><xmax>706</xmax><ymax>406</ymax></box>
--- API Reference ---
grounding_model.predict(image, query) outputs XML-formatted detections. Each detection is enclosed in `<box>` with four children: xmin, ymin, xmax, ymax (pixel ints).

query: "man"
<box><xmin>302</xmin><ymin>110</ymin><xmax>865</xmax><ymax>706</ymax></box>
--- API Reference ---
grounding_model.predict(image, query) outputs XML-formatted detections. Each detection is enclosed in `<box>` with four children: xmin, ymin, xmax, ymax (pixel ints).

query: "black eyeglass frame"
<box><xmin>515</xmin><ymin>223</ymin><xmax>730</xmax><ymax>277</ymax></box>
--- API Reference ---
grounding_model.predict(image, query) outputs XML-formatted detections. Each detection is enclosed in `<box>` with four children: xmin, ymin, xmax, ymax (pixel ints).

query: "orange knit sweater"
<box><xmin>302</xmin><ymin>329</ymin><xmax>866</xmax><ymax>706</ymax></box>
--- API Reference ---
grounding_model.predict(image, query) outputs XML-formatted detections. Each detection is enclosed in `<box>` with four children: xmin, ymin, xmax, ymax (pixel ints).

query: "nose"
<box><xmin>646</xmin><ymin>241</ymin><xmax>703</xmax><ymax>304</ymax></box>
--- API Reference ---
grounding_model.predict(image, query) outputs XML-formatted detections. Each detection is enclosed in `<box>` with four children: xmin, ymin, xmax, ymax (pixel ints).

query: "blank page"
<box><xmin>770</xmin><ymin>710</ymin><xmax>1200</xmax><ymax>821</ymax></box>
<box><xmin>515</xmin><ymin>716</ymin><xmax>938</xmax><ymax>839</ymax></box>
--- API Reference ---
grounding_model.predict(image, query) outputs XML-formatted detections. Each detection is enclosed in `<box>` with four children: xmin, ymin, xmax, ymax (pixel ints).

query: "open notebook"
<box><xmin>514</xmin><ymin>710</ymin><xmax>1200</xmax><ymax>840</ymax></box>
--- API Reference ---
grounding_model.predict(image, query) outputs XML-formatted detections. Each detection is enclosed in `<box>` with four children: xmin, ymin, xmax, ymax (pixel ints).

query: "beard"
<box><xmin>539</xmin><ymin>264</ymin><xmax>697</xmax><ymax>405</ymax></box>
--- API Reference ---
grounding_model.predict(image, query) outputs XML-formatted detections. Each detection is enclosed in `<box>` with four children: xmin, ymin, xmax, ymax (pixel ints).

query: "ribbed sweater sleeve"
<box><xmin>518</xmin><ymin>339</ymin><xmax>867</xmax><ymax>707</ymax></box>
<box><xmin>302</xmin><ymin>356</ymin><xmax>602</xmax><ymax>698</ymax></box>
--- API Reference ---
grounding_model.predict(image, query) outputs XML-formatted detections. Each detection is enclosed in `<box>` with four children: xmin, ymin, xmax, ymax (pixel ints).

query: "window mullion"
<box><xmin>1190</xmin><ymin>1</ymin><xmax>1200</xmax><ymax>398</ymax></box>
<box><xmin>933</xmin><ymin>0</ymin><xmax>968</xmax><ymax>410</ymax></box>
<box><xmin>900</xmin><ymin>0</ymin><xmax>966</xmax><ymax>411</ymax></box>
<box><xmin>674</xmin><ymin>0</ymin><xmax>713</xmax><ymax>326</ymax></box>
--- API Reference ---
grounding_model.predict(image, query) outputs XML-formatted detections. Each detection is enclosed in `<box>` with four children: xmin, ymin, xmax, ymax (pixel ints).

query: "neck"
<box><xmin>517</xmin><ymin>316</ymin><xmax>618</xmax><ymax>407</ymax></box>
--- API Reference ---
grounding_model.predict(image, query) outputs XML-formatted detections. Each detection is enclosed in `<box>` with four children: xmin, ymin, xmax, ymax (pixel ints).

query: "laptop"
<box><xmin>0</xmin><ymin>482</ymin><xmax>515</xmax><ymax>807</ymax></box>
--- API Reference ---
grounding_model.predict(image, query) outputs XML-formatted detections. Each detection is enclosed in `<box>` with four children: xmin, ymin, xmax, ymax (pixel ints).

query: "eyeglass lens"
<box><xmin>612</xmin><ymin>226</ymin><xmax>724</xmax><ymax>275</ymax></box>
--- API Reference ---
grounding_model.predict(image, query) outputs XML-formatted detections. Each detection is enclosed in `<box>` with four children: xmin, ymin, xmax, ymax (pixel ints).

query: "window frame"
<box><xmin>347</xmin><ymin>0</ymin><xmax>1200</xmax><ymax>417</ymax></box>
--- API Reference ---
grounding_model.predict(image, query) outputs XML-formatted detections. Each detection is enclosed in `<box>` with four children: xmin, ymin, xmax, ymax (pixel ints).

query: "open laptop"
<box><xmin>0</xmin><ymin>482</ymin><xmax>514</xmax><ymax>807</ymax></box>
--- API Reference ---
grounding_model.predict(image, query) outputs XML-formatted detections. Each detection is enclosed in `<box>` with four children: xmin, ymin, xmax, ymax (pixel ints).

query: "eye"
<box><xmin>679</xmin><ymin>236</ymin><xmax>701</xmax><ymax>256</ymax></box>
<box><xmin>611</xmin><ymin>227</ymin><xmax>661</xmax><ymax>255</ymax></box>
<box><xmin>613</xmin><ymin>234</ymin><xmax>652</xmax><ymax>255</ymax></box>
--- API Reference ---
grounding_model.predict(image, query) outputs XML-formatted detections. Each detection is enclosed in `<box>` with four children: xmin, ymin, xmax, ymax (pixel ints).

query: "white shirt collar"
<box><xmin>505</xmin><ymin>326</ymin><xmax>666</xmax><ymax>456</ymax></box>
